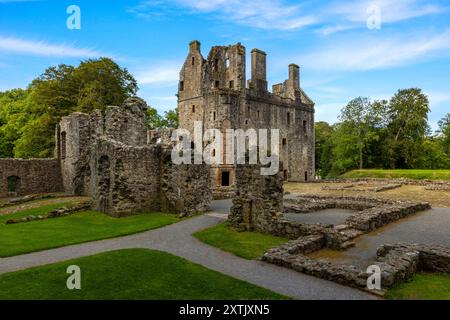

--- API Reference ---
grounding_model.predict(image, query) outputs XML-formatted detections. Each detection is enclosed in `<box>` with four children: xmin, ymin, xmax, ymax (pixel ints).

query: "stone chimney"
<box><xmin>250</xmin><ymin>49</ymin><xmax>268</xmax><ymax>92</ymax></box>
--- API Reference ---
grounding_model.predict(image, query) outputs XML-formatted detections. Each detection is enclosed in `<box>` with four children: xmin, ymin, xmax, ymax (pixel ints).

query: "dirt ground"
<box><xmin>285</xmin><ymin>182</ymin><xmax>450</xmax><ymax>208</ymax></box>
<box><xmin>0</xmin><ymin>196</ymin><xmax>90</xmax><ymax>216</ymax></box>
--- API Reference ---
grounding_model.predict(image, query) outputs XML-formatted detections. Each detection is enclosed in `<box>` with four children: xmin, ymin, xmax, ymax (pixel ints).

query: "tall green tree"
<box><xmin>314</xmin><ymin>121</ymin><xmax>334</xmax><ymax>177</ymax></box>
<box><xmin>13</xmin><ymin>58</ymin><xmax>138</xmax><ymax>158</ymax></box>
<box><xmin>384</xmin><ymin>88</ymin><xmax>430</xmax><ymax>168</ymax></box>
<box><xmin>337</xmin><ymin>97</ymin><xmax>381</xmax><ymax>170</ymax></box>
<box><xmin>437</xmin><ymin>113</ymin><xmax>450</xmax><ymax>156</ymax></box>
<box><xmin>0</xmin><ymin>89</ymin><xmax>32</xmax><ymax>157</ymax></box>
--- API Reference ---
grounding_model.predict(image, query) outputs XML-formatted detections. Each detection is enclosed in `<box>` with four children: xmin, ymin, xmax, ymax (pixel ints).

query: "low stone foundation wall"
<box><xmin>322</xmin><ymin>183</ymin><xmax>402</xmax><ymax>192</ymax></box>
<box><xmin>425</xmin><ymin>184</ymin><xmax>450</xmax><ymax>191</ymax></box>
<box><xmin>309</xmin><ymin>177</ymin><xmax>450</xmax><ymax>187</ymax></box>
<box><xmin>284</xmin><ymin>194</ymin><xmax>382</xmax><ymax>213</ymax></box>
<box><xmin>5</xmin><ymin>202</ymin><xmax>91</xmax><ymax>224</ymax></box>
<box><xmin>263</xmin><ymin>242</ymin><xmax>450</xmax><ymax>290</ymax></box>
<box><xmin>284</xmin><ymin>195</ymin><xmax>430</xmax><ymax>238</ymax></box>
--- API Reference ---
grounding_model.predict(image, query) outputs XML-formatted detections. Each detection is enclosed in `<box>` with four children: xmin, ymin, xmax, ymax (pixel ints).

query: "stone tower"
<box><xmin>177</xmin><ymin>41</ymin><xmax>315</xmax><ymax>198</ymax></box>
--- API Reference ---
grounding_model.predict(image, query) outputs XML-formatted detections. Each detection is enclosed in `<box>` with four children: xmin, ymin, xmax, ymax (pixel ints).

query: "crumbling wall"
<box><xmin>83</xmin><ymin>98</ymin><xmax>212</xmax><ymax>217</ymax></box>
<box><xmin>98</xmin><ymin>97</ymin><xmax>148</xmax><ymax>146</ymax></box>
<box><xmin>0</xmin><ymin>159</ymin><xmax>63</xmax><ymax>197</ymax></box>
<box><xmin>59</xmin><ymin>112</ymin><xmax>92</xmax><ymax>196</ymax></box>
<box><xmin>89</xmin><ymin>139</ymin><xmax>211</xmax><ymax>217</ymax></box>
<box><xmin>229</xmin><ymin>163</ymin><xmax>284</xmax><ymax>232</ymax></box>
<box><xmin>90</xmin><ymin>138</ymin><xmax>162</xmax><ymax>216</ymax></box>
<box><xmin>160</xmin><ymin>148</ymin><xmax>212</xmax><ymax>215</ymax></box>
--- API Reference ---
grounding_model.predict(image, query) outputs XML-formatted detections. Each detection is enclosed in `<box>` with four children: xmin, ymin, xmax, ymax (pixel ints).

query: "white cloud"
<box><xmin>0</xmin><ymin>36</ymin><xmax>105</xmax><ymax>58</ymax></box>
<box><xmin>131</xmin><ymin>0</ymin><xmax>447</xmax><ymax>33</ymax></box>
<box><xmin>130</xmin><ymin>0</ymin><xmax>317</xmax><ymax>30</ymax></box>
<box><xmin>135</xmin><ymin>62</ymin><xmax>180</xmax><ymax>85</ymax></box>
<box><xmin>299</xmin><ymin>30</ymin><xmax>450</xmax><ymax>71</ymax></box>
<box><xmin>326</xmin><ymin>0</ymin><xmax>446</xmax><ymax>24</ymax></box>
<box><xmin>428</xmin><ymin>91</ymin><xmax>450</xmax><ymax>105</ymax></box>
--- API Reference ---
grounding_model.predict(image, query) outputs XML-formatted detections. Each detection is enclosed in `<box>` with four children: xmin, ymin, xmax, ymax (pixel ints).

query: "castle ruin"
<box><xmin>0</xmin><ymin>40</ymin><xmax>315</xmax><ymax>215</ymax></box>
<box><xmin>178</xmin><ymin>41</ymin><xmax>315</xmax><ymax>197</ymax></box>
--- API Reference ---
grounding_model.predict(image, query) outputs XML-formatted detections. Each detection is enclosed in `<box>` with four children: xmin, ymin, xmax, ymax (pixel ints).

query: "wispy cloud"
<box><xmin>298</xmin><ymin>29</ymin><xmax>450</xmax><ymax>71</ymax></box>
<box><xmin>130</xmin><ymin>0</ymin><xmax>448</xmax><ymax>32</ymax></box>
<box><xmin>0</xmin><ymin>36</ymin><xmax>105</xmax><ymax>58</ymax></box>
<box><xmin>135</xmin><ymin>62</ymin><xmax>180</xmax><ymax>86</ymax></box>
<box><xmin>326</xmin><ymin>0</ymin><xmax>446</xmax><ymax>24</ymax></box>
<box><xmin>428</xmin><ymin>91</ymin><xmax>450</xmax><ymax>105</ymax></box>
<box><xmin>318</xmin><ymin>0</ymin><xmax>449</xmax><ymax>35</ymax></box>
<box><xmin>129</xmin><ymin>0</ymin><xmax>317</xmax><ymax>30</ymax></box>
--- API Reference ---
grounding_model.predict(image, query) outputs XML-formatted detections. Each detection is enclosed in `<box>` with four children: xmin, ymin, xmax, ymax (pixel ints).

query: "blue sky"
<box><xmin>0</xmin><ymin>0</ymin><xmax>449</xmax><ymax>130</ymax></box>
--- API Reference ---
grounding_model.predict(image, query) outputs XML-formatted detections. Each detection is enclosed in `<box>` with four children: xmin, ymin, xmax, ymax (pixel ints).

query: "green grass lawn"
<box><xmin>194</xmin><ymin>222</ymin><xmax>288</xmax><ymax>260</ymax></box>
<box><xmin>0</xmin><ymin>249</ymin><xmax>288</xmax><ymax>300</ymax></box>
<box><xmin>342</xmin><ymin>169</ymin><xmax>450</xmax><ymax>180</ymax></box>
<box><xmin>0</xmin><ymin>204</ymin><xmax>180</xmax><ymax>257</ymax></box>
<box><xmin>386</xmin><ymin>273</ymin><xmax>450</xmax><ymax>300</ymax></box>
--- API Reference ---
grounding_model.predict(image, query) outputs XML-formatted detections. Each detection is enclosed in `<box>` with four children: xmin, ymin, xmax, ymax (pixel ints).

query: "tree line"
<box><xmin>0</xmin><ymin>58</ymin><xmax>177</xmax><ymax>158</ymax></box>
<box><xmin>315</xmin><ymin>88</ymin><xmax>450</xmax><ymax>177</ymax></box>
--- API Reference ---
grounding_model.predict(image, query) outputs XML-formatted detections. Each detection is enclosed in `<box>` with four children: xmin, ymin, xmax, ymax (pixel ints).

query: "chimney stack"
<box><xmin>289</xmin><ymin>64</ymin><xmax>300</xmax><ymax>90</ymax></box>
<box><xmin>250</xmin><ymin>49</ymin><xmax>268</xmax><ymax>91</ymax></box>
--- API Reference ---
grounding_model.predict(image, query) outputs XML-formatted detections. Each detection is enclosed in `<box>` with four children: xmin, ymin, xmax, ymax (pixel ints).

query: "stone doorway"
<box><xmin>7</xmin><ymin>176</ymin><xmax>20</xmax><ymax>194</ymax></box>
<box><xmin>221</xmin><ymin>171</ymin><xmax>230</xmax><ymax>187</ymax></box>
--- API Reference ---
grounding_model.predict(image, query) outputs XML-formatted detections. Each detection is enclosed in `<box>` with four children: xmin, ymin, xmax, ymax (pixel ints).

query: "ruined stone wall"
<box><xmin>93</xmin><ymin>97</ymin><xmax>149</xmax><ymax>146</ymax></box>
<box><xmin>90</xmin><ymin>138</ymin><xmax>162</xmax><ymax>216</ymax></box>
<box><xmin>57</xmin><ymin>98</ymin><xmax>213</xmax><ymax>217</ymax></box>
<box><xmin>59</xmin><ymin>112</ymin><xmax>92</xmax><ymax>196</ymax></box>
<box><xmin>0</xmin><ymin>159</ymin><xmax>63</xmax><ymax>197</ymax></box>
<box><xmin>160</xmin><ymin>148</ymin><xmax>212</xmax><ymax>215</ymax></box>
<box><xmin>89</xmin><ymin>138</ymin><xmax>211</xmax><ymax>217</ymax></box>
<box><xmin>229</xmin><ymin>163</ymin><xmax>284</xmax><ymax>232</ymax></box>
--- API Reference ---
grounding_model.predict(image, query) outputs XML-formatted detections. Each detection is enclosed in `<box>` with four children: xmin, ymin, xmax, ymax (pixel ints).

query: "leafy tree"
<box><xmin>384</xmin><ymin>88</ymin><xmax>430</xmax><ymax>168</ymax></box>
<box><xmin>338</xmin><ymin>97</ymin><xmax>381</xmax><ymax>170</ymax></box>
<box><xmin>12</xmin><ymin>58</ymin><xmax>138</xmax><ymax>158</ymax></box>
<box><xmin>147</xmin><ymin>107</ymin><xmax>178</xmax><ymax>129</ymax></box>
<box><xmin>415</xmin><ymin>138</ymin><xmax>450</xmax><ymax>169</ymax></box>
<box><xmin>162</xmin><ymin>109</ymin><xmax>178</xmax><ymax>128</ymax></box>
<box><xmin>74</xmin><ymin>58</ymin><xmax>138</xmax><ymax>113</ymax></box>
<box><xmin>314</xmin><ymin>121</ymin><xmax>334</xmax><ymax>177</ymax></box>
<box><xmin>437</xmin><ymin>113</ymin><xmax>450</xmax><ymax>156</ymax></box>
<box><xmin>0</xmin><ymin>89</ymin><xmax>32</xmax><ymax>157</ymax></box>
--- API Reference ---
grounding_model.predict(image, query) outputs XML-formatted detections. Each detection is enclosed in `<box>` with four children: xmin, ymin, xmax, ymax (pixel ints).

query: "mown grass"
<box><xmin>386</xmin><ymin>273</ymin><xmax>450</xmax><ymax>300</ymax></box>
<box><xmin>342</xmin><ymin>169</ymin><xmax>450</xmax><ymax>180</ymax></box>
<box><xmin>0</xmin><ymin>204</ymin><xmax>180</xmax><ymax>257</ymax></box>
<box><xmin>0</xmin><ymin>249</ymin><xmax>288</xmax><ymax>300</ymax></box>
<box><xmin>194</xmin><ymin>222</ymin><xmax>288</xmax><ymax>260</ymax></box>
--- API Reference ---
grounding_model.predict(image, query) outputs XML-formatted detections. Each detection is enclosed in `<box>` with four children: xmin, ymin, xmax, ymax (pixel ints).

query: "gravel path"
<box><xmin>0</xmin><ymin>211</ymin><xmax>376</xmax><ymax>300</ymax></box>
